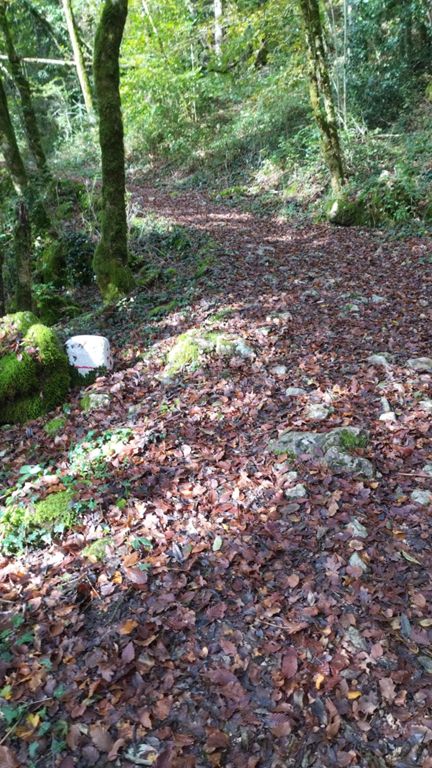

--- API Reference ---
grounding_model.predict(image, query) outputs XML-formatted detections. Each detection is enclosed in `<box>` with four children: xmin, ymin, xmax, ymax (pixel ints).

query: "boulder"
<box><xmin>0</xmin><ymin>312</ymin><xmax>70</xmax><ymax>424</ymax></box>
<box><xmin>269</xmin><ymin>426</ymin><xmax>373</xmax><ymax>478</ymax></box>
<box><xmin>66</xmin><ymin>335</ymin><xmax>113</xmax><ymax>377</ymax></box>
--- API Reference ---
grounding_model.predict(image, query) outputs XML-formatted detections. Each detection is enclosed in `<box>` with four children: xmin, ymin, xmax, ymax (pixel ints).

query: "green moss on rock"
<box><xmin>82</xmin><ymin>537</ymin><xmax>113</xmax><ymax>561</ymax></box>
<box><xmin>0</xmin><ymin>489</ymin><xmax>75</xmax><ymax>553</ymax></box>
<box><xmin>165</xmin><ymin>329</ymin><xmax>254</xmax><ymax>376</ymax></box>
<box><xmin>44</xmin><ymin>415</ymin><xmax>67</xmax><ymax>436</ymax></box>
<box><xmin>0</xmin><ymin>312</ymin><xmax>70</xmax><ymax>425</ymax></box>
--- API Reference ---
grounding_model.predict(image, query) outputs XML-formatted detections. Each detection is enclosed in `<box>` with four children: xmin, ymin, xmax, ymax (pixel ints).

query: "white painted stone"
<box><xmin>66</xmin><ymin>335</ymin><xmax>113</xmax><ymax>376</ymax></box>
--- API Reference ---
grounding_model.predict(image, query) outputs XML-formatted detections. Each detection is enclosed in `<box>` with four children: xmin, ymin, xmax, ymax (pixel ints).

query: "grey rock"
<box><xmin>346</xmin><ymin>626</ymin><xmax>367</xmax><ymax>651</ymax></box>
<box><xmin>371</xmin><ymin>294</ymin><xmax>386</xmax><ymax>304</ymax></box>
<box><xmin>305</xmin><ymin>404</ymin><xmax>330</xmax><ymax>422</ymax></box>
<box><xmin>379</xmin><ymin>411</ymin><xmax>396</xmax><ymax>422</ymax></box>
<box><xmin>270</xmin><ymin>365</ymin><xmax>287</xmax><ymax>376</ymax></box>
<box><xmin>80</xmin><ymin>392</ymin><xmax>111</xmax><ymax>412</ymax></box>
<box><xmin>419</xmin><ymin>399</ymin><xmax>432</xmax><ymax>413</ymax></box>
<box><xmin>269</xmin><ymin>426</ymin><xmax>373</xmax><ymax>477</ymax></box>
<box><xmin>411</xmin><ymin>489</ymin><xmax>432</xmax><ymax>506</ymax></box>
<box><xmin>407</xmin><ymin>357</ymin><xmax>432</xmax><ymax>373</ymax></box>
<box><xmin>349</xmin><ymin>552</ymin><xmax>368</xmax><ymax>573</ymax></box>
<box><xmin>380</xmin><ymin>397</ymin><xmax>392</xmax><ymax>413</ymax></box>
<box><xmin>285</xmin><ymin>483</ymin><xmax>308</xmax><ymax>499</ymax></box>
<box><xmin>285</xmin><ymin>387</ymin><xmax>307</xmax><ymax>397</ymax></box>
<box><xmin>367</xmin><ymin>353</ymin><xmax>392</xmax><ymax>368</ymax></box>
<box><xmin>422</xmin><ymin>464</ymin><xmax>432</xmax><ymax>477</ymax></box>
<box><xmin>348</xmin><ymin>518</ymin><xmax>368</xmax><ymax>539</ymax></box>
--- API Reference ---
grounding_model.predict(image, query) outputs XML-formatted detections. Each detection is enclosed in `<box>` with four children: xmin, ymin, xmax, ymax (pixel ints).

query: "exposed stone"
<box><xmin>80</xmin><ymin>392</ymin><xmax>111</xmax><ymax>412</ymax></box>
<box><xmin>411</xmin><ymin>489</ymin><xmax>432</xmax><ymax>506</ymax></box>
<box><xmin>367</xmin><ymin>353</ymin><xmax>392</xmax><ymax>368</ymax></box>
<box><xmin>371</xmin><ymin>294</ymin><xmax>386</xmax><ymax>304</ymax></box>
<box><xmin>349</xmin><ymin>552</ymin><xmax>368</xmax><ymax>573</ymax></box>
<box><xmin>379</xmin><ymin>411</ymin><xmax>396</xmax><ymax>422</ymax></box>
<box><xmin>285</xmin><ymin>387</ymin><xmax>307</xmax><ymax>397</ymax></box>
<box><xmin>407</xmin><ymin>357</ymin><xmax>432</xmax><ymax>373</ymax></box>
<box><xmin>269</xmin><ymin>426</ymin><xmax>373</xmax><ymax>477</ymax></box>
<box><xmin>419</xmin><ymin>399</ymin><xmax>432</xmax><ymax>413</ymax></box>
<box><xmin>348</xmin><ymin>518</ymin><xmax>368</xmax><ymax>539</ymax></box>
<box><xmin>270</xmin><ymin>365</ymin><xmax>287</xmax><ymax>376</ymax></box>
<box><xmin>305</xmin><ymin>404</ymin><xmax>330</xmax><ymax>422</ymax></box>
<box><xmin>422</xmin><ymin>464</ymin><xmax>432</xmax><ymax>477</ymax></box>
<box><xmin>284</xmin><ymin>484</ymin><xmax>307</xmax><ymax>499</ymax></box>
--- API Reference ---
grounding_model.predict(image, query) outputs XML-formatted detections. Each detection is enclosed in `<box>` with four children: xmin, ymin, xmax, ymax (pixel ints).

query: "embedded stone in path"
<box><xmin>285</xmin><ymin>387</ymin><xmax>307</xmax><ymax>397</ymax></box>
<box><xmin>66</xmin><ymin>335</ymin><xmax>113</xmax><ymax>377</ymax></box>
<box><xmin>367</xmin><ymin>353</ymin><xmax>392</xmax><ymax>368</ymax></box>
<box><xmin>269</xmin><ymin>426</ymin><xmax>373</xmax><ymax>478</ymax></box>
<box><xmin>411</xmin><ymin>489</ymin><xmax>432</xmax><ymax>506</ymax></box>
<box><xmin>407</xmin><ymin>357</ymin><xmax>432</xmax><ymax>373</ymax></box>
<box><xmin>305</xmin><ymin>403</ymin><xmax>331</xmax><ymax>422</ymax></box>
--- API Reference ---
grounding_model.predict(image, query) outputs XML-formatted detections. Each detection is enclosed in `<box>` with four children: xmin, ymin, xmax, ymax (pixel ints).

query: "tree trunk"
<box><xmin>0</xmin><ymin>74</ymin><xmax>32</xmax><ymax>309</ymax></box>
<box><xmin>0</xmin><ymin>2</ymin><xmax>49</xmax><ymax>176</ymax></box>
<box><xmin>214</xmin><ymin>0</ymin><xmax>223</xmax><ymax>59</ymax></box>
<box><xmin>92</xmin><ymin>0</ymin><xmax>134</xmax><ymax>302</ymax></box>
<box><xmin>298</xmin><ymin>0</ymin><xmax>345</xmax><ymax>195</ymax></box>
<box><xmin>61</xmin><ymin>0</ymin><xmax>94</xmax><ymax>115</ymax></box>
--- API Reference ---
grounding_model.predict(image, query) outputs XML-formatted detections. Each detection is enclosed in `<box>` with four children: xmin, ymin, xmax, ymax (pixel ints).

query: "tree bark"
<box><xmin>214</xmin><ymin>0</ymin><xmax>223</xmax><ymax>59</ymax></box>
<box><xmin>92</xmin><ymin>0</ymin><xmax>134</xmax><ymax>302</ymax></box>
<box><xmin>61</xmin><ymin>0</ymin><xmax>94</xmax><ymax>115</ymax></box>
<box><xmin>0</xmin><ymin>2</ymin><xmax>49</xmax><ymax>176</ymax></box>
<box><xmin>298</xmin><ymin>0</ymin><xmax>345</xmax><ymax>195</ymax></box>
<box><xmin>0</xmin><ymin>74</ymin><xmax>32</xmax><ymax>309</ymax></box>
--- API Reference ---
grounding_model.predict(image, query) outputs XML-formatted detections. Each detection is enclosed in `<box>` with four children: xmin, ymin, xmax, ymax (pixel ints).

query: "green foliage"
<box><xmin>339</xmin><ymin>429</ymin><xmax>369</xmax><ymax>451</ymax></box>
<box><xmin>68</xmin><ymin>427</ymin><xmax>133</xmax><ymax>477</ymax></box>
<box><xmin>0</xmin><ymin>490</ymin><xmax>75</xmax><ymax>553</ymax></box>
<box><xmin>82</xmin><ymin>537</ymin><xmax>114</xmax><ymax>561</ymax></box>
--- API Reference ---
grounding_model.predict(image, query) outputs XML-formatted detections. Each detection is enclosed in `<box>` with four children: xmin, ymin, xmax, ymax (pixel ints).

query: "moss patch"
<box><xmin>0</xmin><ymin>313</ymin><xmax>70</xmax><ymax>425</ymax></box>
<box><xmin>82</xmin><ymin>537</ymin><xmax>113</xmax><ymax>562</ymax></box>
<box><xmin>165</xmin><ymin>329</ymin><xmax>254</xmax><ymax>376</ymax></box>
<box><xmin>44</xmin><ymin>415</ymin><xmax>67</xmax><ymax>437</ymax></box>
<box><xmin>0</xmin><ymin>490</ymin><xmax>75</xmax><ymax>554</ymax></box>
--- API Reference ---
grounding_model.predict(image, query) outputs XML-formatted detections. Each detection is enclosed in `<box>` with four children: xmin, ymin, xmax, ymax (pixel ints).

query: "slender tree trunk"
<box><xmin>61</xmin><ymin>0</ymin><xmax>94</xmax><ymax>115</ymax></box>
<box><xmin>93</xmin><ymin>0</ymin><xmax>134</xmax><ymax>302</ymax></box>
<box><xmin>0</xmin><ymin>2</ymin><xmax>49</xmax><ymax>176</ymax></box>
<box><xmin>0</xmin><ymin>248</ymin><xmax>4</xmax><ymax>316</ymax></box>
<box><xmin>0</xmin><ymin>75</ymin><xmax>32</xmax><ymax>309</ymax></box>
<box><xmin>214</xmin><ymin>0</ymin><xmax>223</xmax><ymax>59</ymax></box>
<box><xmin>298</xmin><ymin>0</ymin><xmax>345</xmax><ymax>195</ymax></box>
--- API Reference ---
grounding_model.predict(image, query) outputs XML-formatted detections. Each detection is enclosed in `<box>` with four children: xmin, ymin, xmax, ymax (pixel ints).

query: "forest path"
<box><xmin>2</xmin><ymin>185</ymin><xmax>432</xmax><ymax>767</ymax></box>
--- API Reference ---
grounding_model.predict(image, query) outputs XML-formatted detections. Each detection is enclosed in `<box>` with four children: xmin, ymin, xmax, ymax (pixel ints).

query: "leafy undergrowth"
<box><xmin>1</xmin><ymin>186</ymin><xmax>432</xmax><ymax>767</ymax></box>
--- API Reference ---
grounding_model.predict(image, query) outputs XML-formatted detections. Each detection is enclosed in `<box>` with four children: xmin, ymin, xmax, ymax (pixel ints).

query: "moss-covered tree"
<box><xmin>92</xmin><ymin>0</ymin><xmax>134</xmax><ymax>302</ymax></box>
<box><xmin>0</xmin><ymin>73</ymin><xmax>32</xmax><ymax>310</ymax></box>
<box><xmin>298</xmin><ymin>0</ymin><xmax>345</xmax><ymax>195</ymax></box>
<box><xmin>0</xmin><ymin>2</ymin><xmax>49</xmax><ymax>177</ymax></box>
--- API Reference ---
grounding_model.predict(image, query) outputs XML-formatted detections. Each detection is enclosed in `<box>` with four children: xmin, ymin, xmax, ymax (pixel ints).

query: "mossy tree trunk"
<box><xmin>61</xmin><ymin>0</ymin><xmax>94</xmax><ymax>115</ymax></box>
<box><xmin>0</xmin><ymin>73</ymin><xmax>32</xmax><ymax>310</ymax></box>
<box><xmin>93</xmin><ymin>0</ymin><xmax>134</xmax><ymax>302</ymax></box>
<box><xmin>298</xmin><ymin>0</ymin><xmax>345</xmax><ymax>195</ymax></box>
<box><xmin>0</xmin><ymin>2</ymin><xmax>49</xmax><ymax>177</ymax></box>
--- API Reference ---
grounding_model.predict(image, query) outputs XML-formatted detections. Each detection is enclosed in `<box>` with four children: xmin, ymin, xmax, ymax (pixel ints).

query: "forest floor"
<box><xmin>1</xmin><ymin>184</ymin><xmax>432</xmax><ymax>768</ymax></box>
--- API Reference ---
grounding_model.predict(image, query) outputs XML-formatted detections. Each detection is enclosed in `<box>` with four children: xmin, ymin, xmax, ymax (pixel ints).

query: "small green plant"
<box><xmin>0</xmin><ymin>490</ymin><xmax>75</xmax><ymax>554</ymax></box>
<box><xmin>339</xmin><ymin>429</ymin><xmax>369</xmax><ymax>451</ymax></box>
<box><xmin>68</xmin><ymin>428</ymin><xmax>133</xmax><ymax>477</ymax></box>
<box><xmin>82</xmin><ymin>537</ymin><xmax>114</xmax><ymax>561</ymax></box>
<box><xmin>44</xmin><ymin>415</ymin><xmax>67</xmax><ymax>437</ymax></box>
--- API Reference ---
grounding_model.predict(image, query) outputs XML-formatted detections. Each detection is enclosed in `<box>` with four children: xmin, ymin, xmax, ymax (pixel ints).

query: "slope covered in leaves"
<box><xmin>1</xmin><ymin>186</ymin><xmax>432</xmax><ymax>768</ymax></box>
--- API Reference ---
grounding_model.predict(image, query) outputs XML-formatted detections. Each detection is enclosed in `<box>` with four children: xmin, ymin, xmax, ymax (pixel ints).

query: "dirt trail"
<box><xmin>1</xmin><ymin>186</ymin><xmax>432</xmax><ymax>767</ymax></box>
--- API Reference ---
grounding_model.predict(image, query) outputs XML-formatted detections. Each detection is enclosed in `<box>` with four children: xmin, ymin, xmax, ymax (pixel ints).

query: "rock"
<box><xmin>371</xmin><ymin>294</ymin><xmax>386</xmax><ymax>304</ymax></box>
<box><xmin>411</xmin><ymin>489</ymin><xmax>432</xmax><ymax>506</ymax></box>
<box><xmin>349</xmin><ymin>552</ymin><xmax>368</xmax><ymax>573</ymax></box>
<box><xmin>419</xmin><ymin>399</ymin><xmax>432</xmax><ymax>413</ymax></box>
<box><xmin>270</xmin><ymin>365</ymin><xmax>287</xmax><ymax>376</ymax></box>
<box><xmin>269</xmin><ymin>426</ymin><xmax>373</xmax><ymax>477</ymax></box>
<box><xmin>284</xmin><ymin>484</ymin><xmax>308</xmax><ymax>499</ymax></box>
<box><xmin>165</xmin><ymin>330</ymin><xmax>254</xmax><ymax>376</ymax></box>
<box><xmin>285</xmin><ymin>471</ymin><xmax>299</xmax><ymax>483</ymax></box>
<box><xmin>379</xmin><ymin>412</ymin><xmax>396</xmax><ymax>422</ymax></box>
<box><xmin>66</xmin><ymin>335</ymin><xmax>113</xmax><ymax>377</ymax></box>
<box><xmin>407</xmin><ymin>357</ymin><xmax>432</xmax><ymax>373</ymax></box>
<box><xmin>348</xmin><ymin>518</ymin><xmax>368</xmax><ymax>539</ymax></box>
<box><xmin>367</xmin><ymin>353</ymin><xmax>392</xmax><ymax>368</ymax></box>
<box><xmin>305</xmin><ymin>404</ymin><xmax>330</xmax><ymax>421</ymax></box>
<box><xmin>285</xmin><ymin>387</ymin><xmax>307</xmax><ymax>397</ymax></box>
<box><xmin>80</xmin><ymin>392</ymin><xmax>111</xmax><ymax>412</ymax></box>
<box><xmin>380</xmin><ymin>397</ymin><xmax>392</xmax><ymax>413</ymax></box>
<box><xmin>422</xmin><ymin>464</ymin><xmax>432</xmax><ymax>477</ymax></box>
